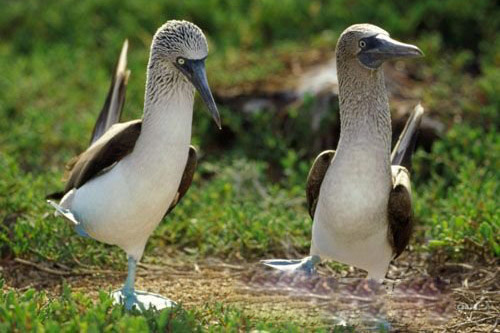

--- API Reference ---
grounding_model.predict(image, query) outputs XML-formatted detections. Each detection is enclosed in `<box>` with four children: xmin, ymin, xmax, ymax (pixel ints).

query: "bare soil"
<box><xmin>2</xmin><ymin>251</ymin><xmax>498</xmax><ymax>332</ymax></box>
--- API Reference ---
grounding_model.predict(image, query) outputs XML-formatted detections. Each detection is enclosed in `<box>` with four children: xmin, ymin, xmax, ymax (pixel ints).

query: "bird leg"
<box><xmin>260</xmin><ymin>255</ymin><xmax>320</xmax><ymax>275</ymax></box>
<box><xmin>121</xmin><ymin>256</ymin><xmax>141</xmax><ymax>310</ymax></box>
<box><xmin>111</xmin><ymin>255</ymin><xmax>176</xmax><ymax>311</ymax></box>
<box><xmin>112</xmin><ymin>256</ymin><xmax>144</xmax><ymax>311</ymax></box>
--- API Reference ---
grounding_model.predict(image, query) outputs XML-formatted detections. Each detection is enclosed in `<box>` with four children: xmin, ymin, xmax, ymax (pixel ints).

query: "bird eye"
<box><xmin>359</xmin><ymin>40</ymin><xmax>367</xmax><ymax>48</ymax></box>
<box><xmin>177</xmin><ymin>58</ymin><xmax>185</xmax><ymax>65</ymax></box>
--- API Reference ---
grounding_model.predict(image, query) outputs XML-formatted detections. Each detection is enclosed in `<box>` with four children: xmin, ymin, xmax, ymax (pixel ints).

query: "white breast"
<box><xmin>310</xmin><ymin>143</ymin><xmax>393</xmax><ymax>278</ymax></box>
<box><xmin>69</xmin><ymin>144</ymin><xmax>188</xmax><ymax>259</ymax></box>
<box><xmin>62</xmin><ymin>90</ymin><xmax>194</xmax><ymax>260</ymax></box>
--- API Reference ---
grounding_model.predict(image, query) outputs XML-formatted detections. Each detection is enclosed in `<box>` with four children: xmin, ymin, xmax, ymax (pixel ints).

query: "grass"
<box><xmin>0</xmin><ymin>281</ymin><xmax>330</xmax><ymax>332</ymax></box>
<box><xmin>414</xmin><ymin>125</ymin><xmax>499</xmax><ymax>257</ymax></box>
<box><xmin>0</xmin><ymin>0</ymin><xmax>499</xmax><ymax>331</ymax></box>
<box><xmin>416</xmin><ymin>125</ymin><xmax>500</xmax><ymax>257</ymax></box>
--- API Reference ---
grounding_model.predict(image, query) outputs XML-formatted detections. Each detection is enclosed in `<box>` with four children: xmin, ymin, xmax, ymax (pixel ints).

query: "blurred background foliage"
<box><xmin>0</xmin><ymin>0</ymin><xmax>498</xmax><ymax>267</ymax></box>
<box><xmin>0</xmin><ymin>1</ymin><xmax>498</xmax><ymax>330</ymax></box>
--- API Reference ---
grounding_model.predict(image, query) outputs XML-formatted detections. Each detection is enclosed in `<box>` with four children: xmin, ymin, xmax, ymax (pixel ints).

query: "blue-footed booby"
<box><xmin>48</xmin><ymin>20</ymin><xmax>221</xmax><ymax>310</ymax></box>
<box><xmin>262</xmin><ymin>24</ymin><xmax>424</xmax><ymax>280</ymax></box>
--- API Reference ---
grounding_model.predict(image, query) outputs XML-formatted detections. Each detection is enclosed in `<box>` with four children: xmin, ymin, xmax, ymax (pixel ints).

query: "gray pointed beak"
<box><xmin>177</xmin><ymin>59</ymin><xmax>221</xmax><ymax>129</ymax></box>
<box><xmin>358</xmin><ymin>34</ymin><xmax>423</xmax><ymax>69</ymax></box>
<box><xmin>372</xmin><ymin>34</ymin><xmax>423</xmax><ymax>59</ymax></box>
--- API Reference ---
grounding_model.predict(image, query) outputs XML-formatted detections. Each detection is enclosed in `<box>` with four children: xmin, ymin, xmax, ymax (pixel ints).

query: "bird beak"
<box><xmin>359</xmin><ymin>34</ymin><xmax>423</xmax><ymax>69</ymax></box>
<box><xmin>372</xmin><ymin>34</ymin><xmax>423</xmax><ymax>59</ymax></box>
<box><xmin>179</xmin><ymin>59</ymin><xmax>221</xmax><ymax>129</ymax></box>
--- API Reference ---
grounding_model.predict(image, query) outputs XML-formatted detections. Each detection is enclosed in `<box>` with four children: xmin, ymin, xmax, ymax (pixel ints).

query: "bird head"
<box><xmin>336</xmin><ymin>24</ymin><xmax>423</xmax><ymax>71</ymax></box>
<box><xmin>152</xmin><ymin>20</ymin><xmax>221</xmax><ymax>129</ymax></box>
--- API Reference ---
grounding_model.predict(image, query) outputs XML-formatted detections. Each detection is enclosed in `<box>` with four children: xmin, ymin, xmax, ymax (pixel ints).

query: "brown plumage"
<box><xmin>90</xmin><ymin>40</ymin><xmax>131</xmax><ymax>145</ymax></box>
<box><xmin>306</xmin><ymin>150</ymin><xmax>335</xmax><ymax>219</ymax></box>
<box><xmin>165</xmin><ymin>146</ymin><xmax>197</xmax><ymax>216</ymax></box>
<box><xmin>64</xmin><ymin>120</ymin><xmax>141</xmax><ymax>192</ymax></box>
<box><xmin>391</xmin><ymin>104</ymin><xmax>424</xmax><ymax>172</ymax></box>
<box><xmin>388</xmin><ymin>171</ymin><xmax>413</xmax><ymax>258</ymax></box>
<box><xmin>388</xmin><ymin>104</ymin><xmax>423</xmax><ymax>257</ymax></box>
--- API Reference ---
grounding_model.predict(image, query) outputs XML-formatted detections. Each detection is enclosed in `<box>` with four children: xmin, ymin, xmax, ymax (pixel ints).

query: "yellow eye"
<box><xmin>359</xmin><ymin>40</ymin><xmax>366</xmax><ymax>48</ymax></box>
<box><xmin>177</xmin><ymin>58</ymin><xmax>185</xmax><ymax>65</ymax></box>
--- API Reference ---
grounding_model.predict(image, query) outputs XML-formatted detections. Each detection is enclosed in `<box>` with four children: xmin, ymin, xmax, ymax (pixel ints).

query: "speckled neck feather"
<box><xmin>336</xmin><ymin>39</ymin><xmax>391</xmax><ymax>156</ymax></box>
<box><xmin>141</xmin><ymin>19</ymin><xmax>207</xmax><ymax>127</ymax></box>
<box><xmin>142</xmin><ymin>55</ymin><xmax>194</xmax><ymax>123</ymax></box>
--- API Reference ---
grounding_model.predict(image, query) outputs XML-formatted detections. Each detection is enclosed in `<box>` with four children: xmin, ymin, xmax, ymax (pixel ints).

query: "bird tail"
<box><xmin>390</xmin><ymin>103</ymin><xmax>424</xmax><ymax>171</ymax></box>
<box><xmin>89</xmin><ymin>40</ymin><xmax>131</xmax><ymax>145</ymax></box>
<box><xmin>46</xmin><ymin>191</ymin><xmax>64</xmax><ymax>200</ymax></box>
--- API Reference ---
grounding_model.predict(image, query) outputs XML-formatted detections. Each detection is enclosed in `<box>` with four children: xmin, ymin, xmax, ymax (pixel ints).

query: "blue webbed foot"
<box><xmin>111</xmin><ymin>256</ymin><xmax>176</xmax><ymax>311</ymax></box>
<box><xmin>47</xmin><ymin>200</ymin><xmax>90</xmax><ymax>238</ymax></box>
<box><xmin>261</xmin><ymin>255</ymin><xmax>320</xmax><ymax>275</ymax></box>
<box><xmin>111</xmin><ymin>289</ymin><xmax>176</xmax><ymax>311</ymax></box>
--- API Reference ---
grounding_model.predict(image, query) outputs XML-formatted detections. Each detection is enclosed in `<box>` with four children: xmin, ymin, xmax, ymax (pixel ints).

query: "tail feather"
<box><xmin>45</xmin><ymin>191</ymin><xmax>64</xmax><ymax>200</ymax></box>
<box><xmin>89</xmin><ymin>40</ymin><xmax>130</xmax><ymax>145</ymax></box>
<box><xmin>391</xmin><ymin>103</ymin><xmax>424</xmax><ymax>171</ymax></box>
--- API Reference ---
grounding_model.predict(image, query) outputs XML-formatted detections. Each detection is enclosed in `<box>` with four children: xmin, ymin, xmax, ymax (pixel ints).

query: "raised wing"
<box><xmin>388</xmin><ymin>166</ymin><xmax>413</xmax><ymax>258</ymax></box>
<box><xmin>90</xmin><ymin>40</ymin><xmax>131</xmax><ymax>145</ymax></box>
<box><xmin>47</xmin><ymin>40</ymin><xmax>133</xmax><ymax>200</ymax></box>
<box><xmin>391</xmin><ymin>103</ymin><xmax>424</xmax><ymax>171</ymax></box>
<box><xmin>306</xmin><ymin>150</ymin><xmax>335</xmax><ymax>219</ymax></box>
<box><xmin>164</xmin><ymin>146</ymin><xmax>197</xmax><ymax>216</ymax></box>
<box><xmin>64</xmin><ymin>120</ymin><xmax>142</xmax><ymax>193</ymax></box>
<box><xmin>387</xmin><ymin>104</ymin><xmax>424</xmax><ymax>258</ymax></box>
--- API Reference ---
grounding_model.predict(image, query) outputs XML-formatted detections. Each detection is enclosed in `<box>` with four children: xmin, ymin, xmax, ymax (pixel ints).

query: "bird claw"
<box><xmin>260</xmin><ymin>256</ymin><xmax>320</xmax><ymax>275</ymax></box>
<box><xmin>111</xmin><ymin>289</ymin><xmax>176</xmax><ymax>311</ymax></box>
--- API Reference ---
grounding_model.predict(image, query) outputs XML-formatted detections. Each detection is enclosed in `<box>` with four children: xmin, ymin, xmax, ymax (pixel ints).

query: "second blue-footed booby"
<box><xmin>262</xmin><ymin>24</ymin><xmax>424</xmax><ymax>280</ymax></box>
<box><xmin>48</xmin><ymin>20</ymin><xmax>221</xmax><ymax>310</ymax></box>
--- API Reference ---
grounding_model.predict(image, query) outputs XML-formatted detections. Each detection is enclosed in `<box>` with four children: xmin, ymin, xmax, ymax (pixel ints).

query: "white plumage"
<box><xmin>262</xmin><ymin>24</ymin><xmax>423</xmax><ymax>280</ymax></box>
<box><xmin>311</xmin><ymin>141</ymin><xmax>394</xmax><ymax>280</ymax></box>
<box><xmin>50</xmin><ymin>20</ymin><xmax>220</xmax><ymax>310</ymax></box>
<box><xmin>61</xmin><ymin>90</ymin><xmax>194</xmax><ymax>260</ymax></box>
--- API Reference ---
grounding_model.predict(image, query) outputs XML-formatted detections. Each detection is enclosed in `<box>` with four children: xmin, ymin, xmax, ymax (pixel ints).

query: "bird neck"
<box><xmin>336</xmin><ymin>58</ymin><xmax>391</xmax><ymax>155</ymax></box>
<box><xmin>138</xmin><ymin>55</ymin><xmax>195</xmax><ymax>151</ymax></box>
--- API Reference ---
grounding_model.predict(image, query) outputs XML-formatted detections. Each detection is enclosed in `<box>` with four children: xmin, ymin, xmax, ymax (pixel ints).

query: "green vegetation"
<box><xmin>0</xmin><ymin>281</ymin><xmax>320</xmax><ymax>332</ymax></box>
<box><xmin>0</xmin><ymin>0</ymin><xmax>498</xmax><ymax>331</ymax></box>
<box><xmin>414</xmin><ymin>125</ymin><xmax>499</xmax><ymax>257</ymax></box>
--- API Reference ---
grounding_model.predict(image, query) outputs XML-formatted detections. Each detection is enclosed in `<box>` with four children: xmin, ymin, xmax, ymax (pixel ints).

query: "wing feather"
<box><xmin>90</xmin><ymin>40</ymin><xmax>131</xmax><ymax>144</ymax></box>
<box><xmin>306</xmin><ymin>150</ymin><xmax>335</xmax><ymax>219</ymax></box>
<box><xmin>47</xmin><ymin>40</ymin><xmax>133</xmax><ymax>200</ymax></box>
<box><xmin>64</xmin><ymin>120</ymin><xmax>142</xmax><ymax>193</ymax></box>
<box><xmin>164</xmin><ymin>146</ymin><xmax>197</xmax><ymax>216</ymax></box>
<box><xmin>391</xmin><ymin>103</ymin><xmax>424</xmax><ymax>171</ymax></box>
<box><xmin>387</xmin><ymin>104</ymin><xmax>423</xmax><ymax>258</ymax></box>
<box><xmin>388</xmin><ymin>165</ymin><xmax>413</xmax><ymax>258</ymax></box>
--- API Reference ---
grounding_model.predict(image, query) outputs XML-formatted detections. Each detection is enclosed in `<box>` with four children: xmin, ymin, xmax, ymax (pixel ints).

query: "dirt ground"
<box><xmin>2</xmin><ymin>250</ymin><xmax>498</xmax><ymax>332</ymax></box>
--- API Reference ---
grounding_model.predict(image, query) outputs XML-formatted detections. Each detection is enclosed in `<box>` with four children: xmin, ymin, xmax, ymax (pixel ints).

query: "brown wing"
<box><xmin>388</xmin><ymin>166</ymin><xmax>413</xmax><ymax>259</ymax></box>
<box><xmin>391</xmin><ymin>103</ymin><xmax>424</xmax><ymax>172</ymax></box>
<box><xmin>164</xmin><ymin>146</ymin><xmax>197</xmax><ymax>216</ymax></box>
<box><xmin>63</xmin><ymin>120</ymin><xmax>142</xmax><ymax>193</ymax></box>
<box><xmin>90</xmin><ymin>40</ymin><xmax>130</xmax><ymax>145</ymax></box>
<box><xmin>47</xmin><ymin>40</ymin><xmax>132</xmax><ymax>200</ymax></box>
<box><xmin>306</xmin><ymin>150</ymin><xmax>335</xmax><ymax>219</ymax></box>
